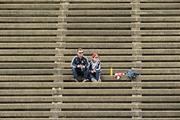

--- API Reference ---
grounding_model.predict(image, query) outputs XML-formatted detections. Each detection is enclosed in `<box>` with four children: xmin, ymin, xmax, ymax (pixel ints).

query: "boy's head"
<box><xmin>77</xmin><ymin>48</ymin><xmax>84</xmax><ymax>58</ymax></box>
<box><xmin>91</xmin><ymin>52</ymin><xmax>99</xmax><ymax>62</ymax></box>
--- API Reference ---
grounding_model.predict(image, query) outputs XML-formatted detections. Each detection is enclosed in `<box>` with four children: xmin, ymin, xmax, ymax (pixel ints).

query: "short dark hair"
<box><xmin>77</xmin><ymin>48</ymin><xmax>83</xmax><ymax>53</ymax></box>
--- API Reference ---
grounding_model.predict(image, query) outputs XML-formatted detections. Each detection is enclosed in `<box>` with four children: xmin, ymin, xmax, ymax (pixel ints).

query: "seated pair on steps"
<box><xmin>71</xmin><ymin>48</ymin><xmax>101</xmax><ymax>82</ymax></box>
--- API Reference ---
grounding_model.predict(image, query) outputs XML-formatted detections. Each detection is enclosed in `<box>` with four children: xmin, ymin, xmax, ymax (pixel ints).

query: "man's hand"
<box><xmin>91</xmin><ymin>69</ymin><xmax>96</xmax><ymax>73</ymax></box>
<box><xmin>77</xmin><ymin>65</ymin><xmax>85</xmax><ymax>69</ymax></box>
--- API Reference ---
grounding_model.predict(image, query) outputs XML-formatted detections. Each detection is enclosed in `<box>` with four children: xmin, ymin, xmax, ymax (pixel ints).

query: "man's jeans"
<box><xmin>72</xmin><ymin>67</ymin><xmax>89</xmax><ymax>80</ymax></box>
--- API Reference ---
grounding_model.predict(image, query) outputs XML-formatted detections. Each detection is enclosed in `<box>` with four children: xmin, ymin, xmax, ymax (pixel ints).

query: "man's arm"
<box><xmin>84</xmin><ymin>57</ymin><xmax>90</xmax><ymax>69</ymax></box>
<box><xmin>71</xmin><ymin>56</ymin><xmax>77</xmax><ymax>68</ymax></box>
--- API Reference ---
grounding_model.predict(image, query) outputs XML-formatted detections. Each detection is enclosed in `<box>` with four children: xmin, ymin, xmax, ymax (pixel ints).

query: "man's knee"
<box><xmin>73</xmin><ymin>67</ymin><xmax>80</xmax><ymax>72</ymax></box>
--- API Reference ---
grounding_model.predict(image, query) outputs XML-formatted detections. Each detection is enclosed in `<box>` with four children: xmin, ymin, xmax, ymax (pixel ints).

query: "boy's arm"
<box><xmin>96</xmin><ymin>61</ymin><xmax>101</xmax><ymax>71</ymax></box>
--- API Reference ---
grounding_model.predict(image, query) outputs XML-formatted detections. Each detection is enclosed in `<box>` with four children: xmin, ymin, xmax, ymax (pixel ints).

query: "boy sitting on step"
<box><xmin>89</xmin><ymin>52</ymin><xmax>101</xmax><ymax>82</ymax></box>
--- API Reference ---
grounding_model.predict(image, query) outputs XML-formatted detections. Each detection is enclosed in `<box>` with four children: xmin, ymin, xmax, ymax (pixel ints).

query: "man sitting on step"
<box><xmin>71</xmin><ymin>48</ymin><xmax>89</xmax><ymax>82</ymax></box>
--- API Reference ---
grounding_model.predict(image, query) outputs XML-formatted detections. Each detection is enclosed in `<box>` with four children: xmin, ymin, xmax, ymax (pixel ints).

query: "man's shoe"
<box><xmin>82</xmin><ymin>79</ymin><xmax>89</xmax><ymax>82</ymax></box>
<box><xmin>74</xmin><ymin>79</ymin><xmax>79</xmax><ymax>82</ymax></box>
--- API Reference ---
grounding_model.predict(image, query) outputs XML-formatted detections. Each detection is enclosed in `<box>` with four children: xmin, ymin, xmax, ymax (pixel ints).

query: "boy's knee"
<box><xmin>96</xmin><ymin>70</ymin><xmax>100</xmax><ymax>72</ymax></box>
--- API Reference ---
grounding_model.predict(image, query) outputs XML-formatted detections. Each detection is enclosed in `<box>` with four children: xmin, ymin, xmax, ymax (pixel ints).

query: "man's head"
<box><xmin>77</xmin><ymin>48</ymin><xmax>84</xmax><ymax>58</ymax></box>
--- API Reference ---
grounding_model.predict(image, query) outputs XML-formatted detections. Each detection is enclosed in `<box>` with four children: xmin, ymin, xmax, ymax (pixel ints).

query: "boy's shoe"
<box><xmin>91</xmin><ymin>78</ymin><xmax>98</xmax><ymax>82</ymax></box>
<box><xmin>98</xmin><ymin>79</ymin><xmax>101</xmax><ymax>82</ymax></box>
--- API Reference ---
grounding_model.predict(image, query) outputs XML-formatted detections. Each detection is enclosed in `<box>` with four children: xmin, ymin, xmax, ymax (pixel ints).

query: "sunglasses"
<box><xmin>78</xmin><ymin>52</ymin><xmax>84</xmax><ymax>54</ymax></box>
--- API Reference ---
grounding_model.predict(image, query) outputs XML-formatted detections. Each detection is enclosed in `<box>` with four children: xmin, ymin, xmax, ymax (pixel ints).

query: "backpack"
<box><xmin>125</xmin><ymin>69</ymin><xmax>140</xmax><ymax>80</ymax></box>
